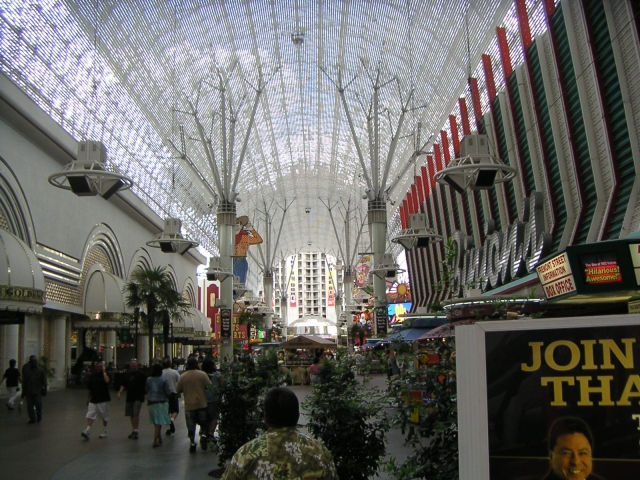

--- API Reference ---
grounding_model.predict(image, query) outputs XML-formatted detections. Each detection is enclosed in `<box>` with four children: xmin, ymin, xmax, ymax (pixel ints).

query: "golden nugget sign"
<box><xmin>449</xmin><ymin>192</ymin><xmax>551</xmax><ymax>297</ymax></box>
<box><xmin>0</xmin><ymin>286</ymin><xmax>45</xmax><ymax>304</ymax></box>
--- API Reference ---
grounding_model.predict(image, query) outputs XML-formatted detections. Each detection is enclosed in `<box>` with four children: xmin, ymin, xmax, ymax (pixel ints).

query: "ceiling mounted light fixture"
<box><xmin>232</xmin><ymin>275</ymin><xmax>249</xmax><ymax>297</ymax></box>
<box><xmin>204</xmin><ymin>257</ymin><xmax>234</xmax><ymax>282</ymax></box>
<box><xmin>434</xmin><ymin>134</ymin><xmax>516</xmax><ymax>194</ymax></box>
<box><xmin>237</xmin><ymin>291</ymin><xmax>262</xmax><ymax>307</ymax></box>
<box><xmin>48</xmin><ymin>141</ymin><xmax>134</xmax><ymax>199</ymax></box>
<box><xmin>369</xmin><ymin>253</ymin><xmax>405</xmax><ymax>280</ymax></box>
<box><xmin>343</xmin><ymin>304</ymin><xmax>363</xmax><ymax>315</ymax></box>
<box><xmin>392</xmin><ymin>213</ymin><xmax>442</xmax><ymax>249</ymax></box>
<box><xmin>146</xmin><ymin>217</ymin><xmax>198</xmax><ymax>255</ymax></box>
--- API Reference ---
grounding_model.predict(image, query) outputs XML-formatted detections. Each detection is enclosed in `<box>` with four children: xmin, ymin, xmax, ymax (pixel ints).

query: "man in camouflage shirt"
<box><xmin>221</xmin><ymin>386</ymin><xmax>337</xmax><ymax>480</ymax></box>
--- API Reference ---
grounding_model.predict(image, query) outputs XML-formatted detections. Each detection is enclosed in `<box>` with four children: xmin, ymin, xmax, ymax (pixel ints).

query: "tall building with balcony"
<box><xmin>273</xmin><ymin>252</ymin><xmax>340</xmax><ymax>339</ymax></box>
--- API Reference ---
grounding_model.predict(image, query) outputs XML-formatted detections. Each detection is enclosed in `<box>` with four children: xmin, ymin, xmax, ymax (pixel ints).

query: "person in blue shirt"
<box><xmin>146</xmin><ymin>363</ymin><xmax>172</xmax><ymax>448</ymax></box>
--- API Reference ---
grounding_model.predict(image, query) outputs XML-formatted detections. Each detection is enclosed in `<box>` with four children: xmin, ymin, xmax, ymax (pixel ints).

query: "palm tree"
<box><xmin>124</xmin><ymin>266</ymin><xmax>189</xmax><ymax>365</ymax></box>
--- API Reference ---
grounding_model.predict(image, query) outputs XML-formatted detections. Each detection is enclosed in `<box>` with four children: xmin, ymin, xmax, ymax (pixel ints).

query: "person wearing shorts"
<box><xmin>161</xmin><ymin>357</ymin><xmax>180</xmax><ymax>435</ymax></box>
<box><xmin>117</xmin><ymin>359</ymin><xmax>147</xmax><ymax>439</ymax></box>
<box><xmin>81</xmin><ymin>360</ymin><xmax>110</xmax><ymax>439</ymax></box>
<box><xmin>1</xmin><ymin>359</ymin><xmax>21</xmax><ymax>410</ymax></box>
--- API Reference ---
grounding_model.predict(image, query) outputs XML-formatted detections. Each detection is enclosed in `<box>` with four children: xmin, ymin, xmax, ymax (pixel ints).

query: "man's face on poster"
<box><xmin>549</xmin><ymin>432</ymin><xmax>593</xmax><ymax>480</ymax></box>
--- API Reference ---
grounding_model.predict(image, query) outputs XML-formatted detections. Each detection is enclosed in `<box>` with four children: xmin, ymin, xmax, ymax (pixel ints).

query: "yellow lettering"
<box><xmin>600</xmin><ymin>339</ymin><xmax>635</xmax><ymax>369</ymax></box>
<box><xmin>575</xmin><ymin>376</ymin><xmax>614</xmax><ymax>406</ymax></box>
<box><xmin>580</xmin><ymin>340</ymin><xmax>597</xmax><ymax>370</ymax></box>
<box><xmin>541</xmin><ymin>377</ymin><xmax>575</xmax><ymax>406</ymax></box>
<box><xmin>617</xmin><ymin>375</ymin><xmax>640</xmax><ymax>406</ymax></box>
<box><xmin>545</xmin><ymin>340</ymin><xmax>580</xmax><ymax>371</ymax></box>
<box><xmin>521</xmin><ymin>342</ymin><xmax>544</xmax><ymax>372</ymax></box>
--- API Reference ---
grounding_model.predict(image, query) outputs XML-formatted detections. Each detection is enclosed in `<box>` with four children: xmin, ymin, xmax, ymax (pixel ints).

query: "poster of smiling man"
<box><xmin>457</xmin><ymin>315</ymin><xmax>640</xmax><ymax>480</ymax></box>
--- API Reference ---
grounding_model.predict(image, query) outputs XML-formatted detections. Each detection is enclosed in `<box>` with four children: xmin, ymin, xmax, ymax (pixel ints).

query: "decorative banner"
<box><xmin>206</xmin><ymin>281</ymin><xmax>219</xmax><ymax>338</ymax></box>
<box><xmin>327</xmin><ymin>268</ymin><xmax>335</xmax><ymax>307</ymax></box>
<box><xmin>289</xmin><ymin>256</ymin><xmax>297</xmax><ymax>308</ymax></box>
<box><xmin>355</xmin><ymin>255</ymin><xmax>372</xmax><ymax>288</ymax></box>
<box><xmin>220</xmin><ymin>309</ymin><xmax>232</xmax><ymax>339</ymax></box>
<box><xmin>485</xmin><ymin>322</ymin><xmax>640</xmax><ymax>479</ymax></box>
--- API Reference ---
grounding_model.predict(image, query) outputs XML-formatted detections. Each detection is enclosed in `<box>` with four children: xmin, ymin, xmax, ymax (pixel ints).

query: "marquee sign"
<box><xmin>449</xmin><ymin>192</ymin><xmax>551</xmax><ymax>297</ymax></box>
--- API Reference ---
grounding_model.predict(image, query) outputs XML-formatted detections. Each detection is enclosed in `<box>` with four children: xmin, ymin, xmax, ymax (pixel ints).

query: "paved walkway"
<box><xmin>0</xmin><ymin>373</ymin><xmax>411</xmax><ymax>479</ymax></box>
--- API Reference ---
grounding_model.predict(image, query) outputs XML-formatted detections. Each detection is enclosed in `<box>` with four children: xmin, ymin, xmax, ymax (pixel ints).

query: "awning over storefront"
<box><xmin>83</xmin><ymin>268</ymin><xmax>132</xmax><ymax>315</ymax></box>
<box><xmin>416</xmin><ymin>320</ymin><xmax>476</xmax><ymax>340</ymax></box>
<box><xmin>173</xmin><ymin>307</ymin><xmax>196</xmax><ymax>340</ymax></box>
<box><xmin>279</xmin><ymin>335</ymin><xmax>336</xmax><ymax>349</ymax></box>
<box><xmin>386</xmin><ymin>328</ymin><xmax>433</xmax><ymax>342</ymax></box>
<box><xmin>0</xmin><ymin>229</ymin><xmax>46</xmax><ymax>315</ymax></box>
<box><xmin>73</xmin><ymin>319</ymin><xmax>122</xmax><ymax>330</ymax></box>
<box><xmin>180</xmin><ymin>307</ymin><xmax>211</xmax><ymax>345</ymax></box>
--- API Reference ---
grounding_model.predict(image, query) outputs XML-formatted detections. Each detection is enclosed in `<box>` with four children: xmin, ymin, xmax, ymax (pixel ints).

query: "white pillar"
<box><xmin>50</xmin><ymin>315</ymin><xmax>67</xmax><ymax>389</ymax></box>
<box><xmin>23</xmin><ymin>314</ymin><xmax>43</xmax><ymax>359</ymax></box>
<box><xmin>138</xmin><ymin>335</ymin><xmax>149</xmax><ymax>366</ymax></box>
<box><xmin>369</xmin><ymin>199</ymin><xmax>388</xmax><ymax>335</ymax></box>
<box><xmin>263</xmin><ymin>272</ymin><xmax>274</xmax><ymax>338</ymax></box>
<box><xmin>217</xmin><ymin>202</ymin><xmax>236</xmax><ymax>362</ymax></box>
<box><xmin>1</xmin><ymin>324</ymin><xmax>19</xmax><ymax>370</ymax></box>
<box><xmin>105</xmin><ymin>331</ymin><xmax>116</xmax><ymax>365</ymax></box>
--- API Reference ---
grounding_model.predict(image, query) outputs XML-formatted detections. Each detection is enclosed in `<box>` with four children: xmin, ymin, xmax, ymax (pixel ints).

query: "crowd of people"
<box><xmin>2</xmin><ymin>352</ymin><xmax>340</xmax><ymax>478</ymax></box>
<box><xmin>4</xmin><ymin>350</ymin><xmax>603</xmax><ymax>479</ymax></box>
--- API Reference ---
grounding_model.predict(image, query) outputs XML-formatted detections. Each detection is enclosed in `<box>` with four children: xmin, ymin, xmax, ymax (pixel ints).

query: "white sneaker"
<box><xmin>99</xmin><ymin>432</ymin><xmax>107</xmax><ymax>439</ymax></box>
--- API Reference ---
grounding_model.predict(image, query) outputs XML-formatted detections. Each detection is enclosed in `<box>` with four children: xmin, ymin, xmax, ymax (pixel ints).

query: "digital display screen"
<box><xmin>578</xmin><ymin>251</ymin><xmax>623</xmax><ymax>284</ymax></box>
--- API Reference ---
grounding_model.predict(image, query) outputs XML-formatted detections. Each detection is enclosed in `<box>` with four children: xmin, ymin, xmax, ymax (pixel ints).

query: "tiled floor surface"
<box><xmin>1</xmin><ymin>373</ymin><xmax>411</xmax><ymax>479</ymax></box>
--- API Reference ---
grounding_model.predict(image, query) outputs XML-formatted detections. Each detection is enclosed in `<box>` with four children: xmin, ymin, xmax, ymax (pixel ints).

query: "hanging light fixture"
<box><xmin>392</xmin><ymin>213</ymin><xmax>442</xmax><ymax>249</ymax></box>
<box><xmin>434</xmin><ymin>134</ymin><xmax>516</xmax><ymax>194</ymax></box>
<box><xmin>237</xmin><ymin>291</ymin><xmax>262</xmax><ymax>307</ymax></box>
<box><xmin>48</xmin><ymin>4</ymin><xmax>132</xmax><ymax>199</ymax></box>
<box><xmin>48</xmin><ymin>141</ymin><xmax>133</xmax><ymax>199</ymax></box>
<box><xmin>435</xmin><ymin>9</ymin><xmax>516</xmax><ymax>194</ymax></box>
<box><xmin>232</xmin><ymin>276</ymin><xmax>250</xmax><ymax>298</ymax></box>
<box><xmin>369</xmin><ymin>253</ymin><xmax>405</xmax><ymax>280</ymax></box>
<box><xmin>146</xmin><ymin>217</ymin><xmax>198</xmax><ymax>255</ymax></box>
<box><xmin>204</xmin><ymin>257</ymin><xmax>234</xmax><ymax>281</ymax></box>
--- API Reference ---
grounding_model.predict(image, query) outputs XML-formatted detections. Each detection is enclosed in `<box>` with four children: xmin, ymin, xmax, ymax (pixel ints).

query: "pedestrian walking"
<box><xmin>175</xmin><ymin>357</ymin><xmax>211</xmax><ymax>452</ymax></box>
<box><xmin>1</xmin><ymin>359</ymin><xmax>21</xmax><ymax>410</ymax></box>
<box><xmin>117</xmin><ymin>358</ymin><xmax>147</xmax><ymax>439</ymax></box>
<box><xmin>146</xmin><ymin>363</ymin><xmax>171</xmax><ymax>448</ymax></box>
<box><xmin>161</xmin><ymin>357</ymin><xmax>180</xmax><ymax>436</ymax></box>
<box><xmin>201</xmin><ymin>357</ymin><xmax>223</xmax><ymax>444</ymax></box>
<box><xmin>81</xmin><ymin>360</ymin><xmax>110</xmax><ymax>439</ymax></box>
<box><xmin>22</xmin><ymin>355</ymin><xmax>47</xmax><ymax>424</ymax></box>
